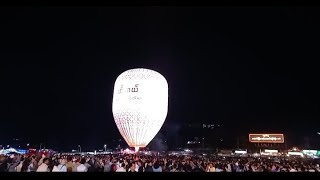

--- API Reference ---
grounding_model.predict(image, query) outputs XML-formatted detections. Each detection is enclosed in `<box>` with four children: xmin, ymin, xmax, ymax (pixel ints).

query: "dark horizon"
<box><xmin>1</xmin><ymin>7</ymin><xmax>320</xmax><ymax>151</ymax></box>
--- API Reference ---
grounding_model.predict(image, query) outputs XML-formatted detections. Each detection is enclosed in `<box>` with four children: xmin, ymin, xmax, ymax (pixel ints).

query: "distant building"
<box><xmin>181</xmin><ymin>123</ymin><xmax>229</xmax><ymax>149</ymax></box>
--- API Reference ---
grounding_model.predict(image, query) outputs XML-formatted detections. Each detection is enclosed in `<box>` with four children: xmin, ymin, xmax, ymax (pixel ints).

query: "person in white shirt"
<box><xmin>152</xmin><ymin>162</ymin><xmax>162</xmax><ymax>172</ymax></box>
<box><xmin>84</xmin><ymin>158</ymin><xmax>91</xmax><ymax>169</ymax></box>
<box><xmin>289</xmin><ymin>166</ymin><xmax>297</xmax><ymax>172</ymax></box>
<box><xmin>134</xmin><ymin>162</ymin><xmax>139</xmax><ymax>172</ymax></box>
<box><xmin>52</xmin><ymin>163</ymin><xmax>60</xmax><ymax>172</ymax></box>
<box><xmin>36</xmin><ymin>158</ymin><xmax>50</xmax><ymax>172</ymax></box>
<box><xmin>215</xmin><ymin>164</ymin><xmax>224</xmax><ymax>172</ymax></box>
<box><xmin>128</xmin><ymin>163</ymin><xmax>137</xmax><ymax>172</ymax></box>
<box><xmin>104</xmin><ymin>160</ymin><xmax>112</xmax><ymax>172</ymax></box>
<box><xmin>116</xmin><ymin>163</ymin><xmax>126</xmax><ymax>172</ymax></box>
<box><xmin>309</xmin><ymin>168</ymin><xmax>316</xmax><ymax>172</ymax></box>
<box><xmin>226</xmin><ymin>164</ymin><xmax>232</xmax><ymax>172</ymax></box>
<box><xmin>76</xmin><ymin>158</ymin><xmax>88</xmax><ymax>172</ymax></box>
<box><xmin>16</xmin><ymin>160</ymin><xmax>23</xmax><ymax>172</ymax></box>
<box><xmin>37</xmin><ymin>155</ymin><xmax>46</xmax><ymax>166</ymax></box>
<box><xmin>57</xmin><ymin>159</ymin><xmax>67</xmax><ymax>172</ymax></box>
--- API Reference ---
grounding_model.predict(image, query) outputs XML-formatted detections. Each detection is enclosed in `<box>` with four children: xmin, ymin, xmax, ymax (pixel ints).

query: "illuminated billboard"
<box><xmin>302</xmin><ymin>150</ymin><xmax>317</xmax><ymax>156</ymax></box>
<box><xmin>249</xmin><ymin>134</ymin><xmax>284</xmax><ymax>143</ymax></box>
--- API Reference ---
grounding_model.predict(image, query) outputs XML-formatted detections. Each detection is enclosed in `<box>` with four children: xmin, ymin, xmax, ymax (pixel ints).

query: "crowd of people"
<box><xmin>1</xmin><ymin>153</ymin><xmax>320</xmax><ymax>172</ymax></box>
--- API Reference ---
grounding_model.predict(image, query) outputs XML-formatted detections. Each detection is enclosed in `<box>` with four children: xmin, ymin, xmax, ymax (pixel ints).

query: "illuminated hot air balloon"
<box><xmin>112</xmin><ymin>68</ymin><xmax>168</xmax><ymax>152</ymax></box>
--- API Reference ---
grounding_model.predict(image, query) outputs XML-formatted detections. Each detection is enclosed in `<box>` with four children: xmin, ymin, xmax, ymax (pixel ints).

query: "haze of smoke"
<box><xmin>150</xmin><ymin>134</ymin><xmax>168</xmax><ymax>152</ymax></box>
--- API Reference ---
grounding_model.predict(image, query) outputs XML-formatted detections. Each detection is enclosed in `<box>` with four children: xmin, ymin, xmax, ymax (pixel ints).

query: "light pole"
<box><xmin>104</xmin><ymin>144</ymin><xmax>107</xmax><ymax>152</ymax></box>
<box><xmin>78</xmin><ymin>145</ymin><xmax>81</xmax><ymax>152</ymax></box>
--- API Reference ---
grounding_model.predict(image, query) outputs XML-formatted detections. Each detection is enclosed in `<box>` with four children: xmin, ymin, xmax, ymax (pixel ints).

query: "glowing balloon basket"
<box><xmin>112</xmin><ymin>68</ymin><xmax>168</xmax><ymax>152</ymax></box>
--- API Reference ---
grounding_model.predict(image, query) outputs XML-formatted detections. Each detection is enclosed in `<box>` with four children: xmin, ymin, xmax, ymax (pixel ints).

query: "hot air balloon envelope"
<box><xmin>112</xmin><ymin>68</ymin><xmax>168</xmax><ymax>151</ymax></box>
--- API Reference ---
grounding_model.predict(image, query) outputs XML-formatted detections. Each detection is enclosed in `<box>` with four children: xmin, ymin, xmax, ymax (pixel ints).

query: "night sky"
<box><xmin>0</xmin><ymin>7</ymin><xmax>320</xmax><ymax>151</ymax></box>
